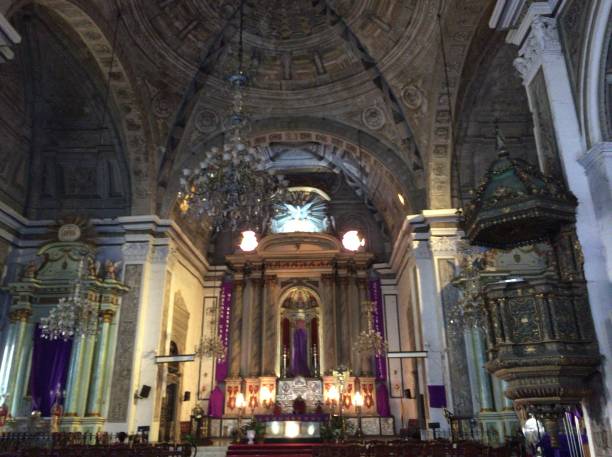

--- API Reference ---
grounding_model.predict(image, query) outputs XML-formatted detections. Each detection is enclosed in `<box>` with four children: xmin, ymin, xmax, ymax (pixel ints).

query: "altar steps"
<box><xmin>226</xmin><ymin>443</ymin><xmax>317</xmax><ymax>457</ymax></box>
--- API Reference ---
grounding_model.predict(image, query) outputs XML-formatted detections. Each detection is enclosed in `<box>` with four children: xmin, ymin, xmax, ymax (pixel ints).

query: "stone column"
<box><xmin>348</xmin><ymin>273</ymin><xmax>361</xmax><ymax>373</ymax></box>
<box><xmin>248</xmin><ymin>276</ymin><xmax>263</xmax><ymax>377</ymax></box>
<box><xmin>471</xmin><ymin>328</ymin><xmax>494</xmax><ymax>412</ymax></box>
<box><xmin>336</xmin><ymin>275</ymin><xmax>350</xmax><ymax>367</ymax></box>
<box><xmin>64</xmin><ymin>335</ymin><xmax>86</xmax><ymax>417</ymax></box>
<box><xmin>7</xmin><ymin>308</ymin><xmax>32</xmax><ymax>416</ymax></box>
<box><xmin>356</xmin><ymin>277</ymin><xmax>371</xmax><ymax>375</ymax></box>
<box><xmin>510</xmin><ymin>13</ymin><xmax>612</xmax><ymax>436</ymax></box>
<box><xmin>229</xmin><ymin>278</ymin><xmax>244</xmax><ymax>377</ymax></box>
<box><xmin>320</xmin><ymin>273</ymin><xmax>336</xmax><ymax>372</ymax></box>
<box><xmin>407</xmin><ymin>215</ymin><xmax>453</xmax><ymax>429</ymax></box>
<box><xmin>86</xmin><ymin>309</ymin><xmax>115</xmax><ymax>416</ymax></box>
<box><xmin>261</xmin><ymin>275</ymin><xmax>279</xmax><ymax>376</ymax></box>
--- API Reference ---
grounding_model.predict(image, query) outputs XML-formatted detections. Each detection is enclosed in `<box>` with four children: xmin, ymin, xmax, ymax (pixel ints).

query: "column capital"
<box><xmin>9</xmin><ymin>308</ymin><xmax>32</xmax><ymax>323</ymax></box>
<box><xmin>514</xmin><ymin>16</ymin><xmax>562</xmax><ymax>84</ymax></box>
<box><xmin>99</xmin><ymin>309</ymin><xmax>116</xmax><ymax>323</ymax></box>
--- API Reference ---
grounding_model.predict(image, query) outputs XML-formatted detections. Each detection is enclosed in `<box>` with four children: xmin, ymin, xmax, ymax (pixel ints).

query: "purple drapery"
<box><xmin>291</xmin><ymin>327</ymin><xmax>309</xmax><ymax>377</ymax></box>
<box><xmin>369</xmin><ymin>278</ymin><xmax>391</xmax><ymax>416</ymax></box>
<box><xmin>428</xmin><ymin>385</ymin><xmax>447</xmax><ymax>408</ymax></box>
<box><xmin>208</xmin><ymin>280</ymin><xmax>233</xmax><ymax>417</ymax></box>
<box><xmin>208</xmin><ymin>386</ymin><xmax>224</xmax><ymax>418</ymax></box>
<box><xmin>368</xmin><ymin>278</ymin><xmax>387</xmax><ymax>380</ymax></box>
<box><xmin>215</xmin><ymin>280</ymin><xmax>233</xmax><ymax>383</ymax></box>
<box><xmin>29</xmin><ymin>325</ymin><xmax>72</xmax><ymax>416</ymax></box>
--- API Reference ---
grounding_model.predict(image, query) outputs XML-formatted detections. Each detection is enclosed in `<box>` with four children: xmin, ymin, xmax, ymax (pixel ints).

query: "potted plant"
<box><xmin>244</xmin><ymin>418</ymin><xmax>265</xmax><ymax>444</ymax></box>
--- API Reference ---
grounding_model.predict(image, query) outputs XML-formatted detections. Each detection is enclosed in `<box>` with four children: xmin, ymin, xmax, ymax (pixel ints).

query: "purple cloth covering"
<box><xmin>215</xmin><ymin>281</ymin><xmax>233</xmax><ymax>383</ymax></box>
<box><xmin>376</xmin><ymin>383</ymin><xmax>391</xmax><ymax>417</ymax></box>
<box><xmin>291</xmin><ymin>327</ymin><xmax>310</xmax><ymax>377</ymax></box>
<box><xmin>428</xmin><ymin>385</ymin><xmax>447</xmax><ymax>408</ymax></box>
<box><xmin>368</xmin><ymin>278</ymin><xmax>387</xmax><ymax>380</ymax></box>
<box><xmin>29</xmin><ymin>325</ymin><xmax>72</xmax><ymax>416</ymax></box>
<box><xmin>369</xmin><ymin>278</ymin><xmax>391</xmax><ymax>417</ymax></box>
<box><xmin>208</xmin><ymin>386</ymin><xmax>224</xmax><ymax>418</ymax></box>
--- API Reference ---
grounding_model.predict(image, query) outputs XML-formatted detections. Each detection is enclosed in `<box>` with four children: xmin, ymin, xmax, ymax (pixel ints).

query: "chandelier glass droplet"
<box><xmin>40</xmin><ymin>260</ymin><xmax>100</xmax><ymax>341</ymax></box>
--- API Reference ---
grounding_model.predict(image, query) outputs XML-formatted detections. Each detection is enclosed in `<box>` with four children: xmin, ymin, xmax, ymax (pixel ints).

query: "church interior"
<box><xmin>0</xmin><ymin>0</ymin><xmax>610</xmax><ymax>456</ymax></box>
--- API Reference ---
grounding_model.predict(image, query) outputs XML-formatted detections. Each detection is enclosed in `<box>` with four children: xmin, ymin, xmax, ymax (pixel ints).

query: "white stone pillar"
<box><xmin>407</xmin><ymin>214</ymin><xmax>451</xmax><ymax>430</ymax></box>
<box><xmin>512</xmin><ymin>15</ymin><xmax>612</xmax><ymax>438</ymax></box>
<box><xmin>127</xmin><ymin>243</ymin><xmax>176</xmax><ymax>434</ymax></box>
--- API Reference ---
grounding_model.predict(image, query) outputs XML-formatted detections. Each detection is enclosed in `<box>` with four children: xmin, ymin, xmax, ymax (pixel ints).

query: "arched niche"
<box><xmin>278</xmin><ymin>286</ymin><xmax>322</xmax><ymax>378</ymax></box>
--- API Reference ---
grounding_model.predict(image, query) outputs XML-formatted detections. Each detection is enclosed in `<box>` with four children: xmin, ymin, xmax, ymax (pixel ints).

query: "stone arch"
<box><xmin>163</xmin><ymin>117</ymin><xmax>425</xmax><ymax>240</ymax></box>
<box><xmin>7</xmin><ymin>0</ymin><xmax>154</xmax><ymax>215</ymax></box>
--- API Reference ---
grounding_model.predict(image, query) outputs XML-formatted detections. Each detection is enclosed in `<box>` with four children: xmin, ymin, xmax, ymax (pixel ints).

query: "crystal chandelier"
<box><xmin>353</xmin><ymin>300</ymin><xmax>387</xmax><ymax>356</ymax></box>
<box><xmin>40</xmin><ymin>259</ymin><xmax>99</xmax><ymax>341</ymax></box>
<box><xmin>195</xmin><ymin>297</ymin><xmax>226</xmax><ymax>360</ymax></box>
<box><xmin>177</xmin><ymin>3</ymin><xmax>288</xmax><ymax>232</ymax></box>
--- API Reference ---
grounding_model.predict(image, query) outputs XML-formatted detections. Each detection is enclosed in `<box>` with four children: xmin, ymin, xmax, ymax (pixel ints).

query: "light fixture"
<box><xmin>342</xmin><ymin>230</ymin><xmax>365</xmax><ymax>251</ymax></box>
<box><xmin>176</xmin><ymin>1</ymin><xmax>288</xmax><ymax>232</ymax></box>
<box><xmin>353</xmin><ymin>391</ymin><xmax>364</xmax><ymax>408</ymax></box>
<box><xmin>397</xmin><ymin>193</ymin><xmax>405</xmax><ymax>205</ymax></box>
<box><xmin>327</xmin><ymin>385</ymin><xmax>339</xmax><ymax>403</ymax></box>
<box><xmin>353</xmin><ymin>300</ymin><xmax>388</xmax><ymax>356</ymax></box>
<box><xmin>285</xmin><ymin>421</ymin><xmax>300</xmax><ymax>438</ymax></box>
<box><xmin>195</xmin><ymin>279</ymin><xmax>226</xmax><ymax>360</ymax></box>
<box><xmin>260</xmin><ymin>385</ymin><xmax>272</xmax><ymax>409</ymax></box>
<box><xmin>235</xmin><ymin>392</ymin><xmax>245</xmax><ymax>409</ymax></box>
<box><xmin>239</xmin><ymin>230</ymin><xmax>258</xmax><ymax>252</ymax></box>
<box><xmin>40</xmin><ymin>259</ymin><xmax>100</xmax><ymax>341</ymax></box>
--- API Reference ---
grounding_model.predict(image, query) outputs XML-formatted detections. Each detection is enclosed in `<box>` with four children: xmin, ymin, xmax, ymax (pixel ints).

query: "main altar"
<box><xmin>207</xmin><ymin>232</ymin><xmax>394</xmax><ymax>439</ymax></box>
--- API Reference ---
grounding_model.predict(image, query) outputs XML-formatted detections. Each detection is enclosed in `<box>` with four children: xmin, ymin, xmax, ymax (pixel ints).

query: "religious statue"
<box><xmin>292</xmin><ymin>395</ymin><xmax>306</xmax><ymax>415</ymax></box>
<box><xmin>87</xmin><ymin>256</ymin><xmax>101</xmax><ymax>278</ymax></box>
<box><xmin>21</xmin><ymin>261</ymin><xmax>38</xmax><ymax>279</ymax></box>
<box><xmin>104</xmin><ymin>260</ymin><xmax>122</xmax><ymax>281</ymax></box>
<box><xmin>50</xmin><ymin>401</ymin><xmax>63</xmax><ymax>433</ymax></box>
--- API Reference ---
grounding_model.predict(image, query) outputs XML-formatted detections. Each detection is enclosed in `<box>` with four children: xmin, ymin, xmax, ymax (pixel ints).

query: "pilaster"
<box><xmin>506</xmin><ymin>10</ymin><xmax>612</xmax><ymax>442</ymax></box>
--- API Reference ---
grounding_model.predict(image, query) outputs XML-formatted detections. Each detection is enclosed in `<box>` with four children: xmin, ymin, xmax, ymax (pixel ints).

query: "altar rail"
<box><xmin>0</xmin><ymin>433</ymin><xmax>190</xmax><ymax>457</ymax></box>
<box><xmin>311</xmin><ymin>440</ymin><xmax>517</xmax><ymax>457</ymax></box>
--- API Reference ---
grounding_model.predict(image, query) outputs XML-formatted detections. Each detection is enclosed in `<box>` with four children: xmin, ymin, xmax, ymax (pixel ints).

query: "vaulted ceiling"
<box><xmin>2</xmin><ymin>0</ymin><xmax>496</xmax><ymax>239</ymax></box>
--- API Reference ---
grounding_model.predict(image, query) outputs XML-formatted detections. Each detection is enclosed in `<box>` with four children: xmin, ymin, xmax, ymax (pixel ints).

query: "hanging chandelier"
<box><xmin>40</xmin><ymin>260</ymin><xmax>100</xmax><ymax>341</ymax></box>
<box><xmin>177</xmin><ymin>2</ymin><xmax>288</xmax><ymax>232</ymax></box>
<box><xmin>195</xmin><ymin>288</ymin><xmax>226</xmax><ymax>360</ymax></box>
<box><xmin>353</xmin><ymin>300</ymin><xmax>387</xmax><ymax>356</ymax></box>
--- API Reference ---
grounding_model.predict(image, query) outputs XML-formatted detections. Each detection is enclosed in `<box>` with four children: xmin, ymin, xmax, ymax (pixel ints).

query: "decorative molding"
<box><xmin>514</xmin><ymin>17</ymin><xmax>562</xmax><ymax>84</ymax></box>
<box><xmin>429</xmin><ymin>236</ymin><xmax>463</xmax><ymax>255</ymax></box>
<box><xmin>121</xmin><ymin>242</ymin><xmax>151</xmax><ymax>263</ymax></box>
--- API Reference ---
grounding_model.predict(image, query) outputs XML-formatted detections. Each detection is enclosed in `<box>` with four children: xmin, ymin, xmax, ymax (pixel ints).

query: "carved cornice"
<box><xmin>514</xmin><ymin>16</ymin><xmax>562</xmax><ymax>84</ymax></box>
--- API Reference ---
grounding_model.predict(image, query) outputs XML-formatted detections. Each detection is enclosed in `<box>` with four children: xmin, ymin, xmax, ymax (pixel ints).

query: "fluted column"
<box><xmin>356</xmin><ymin>277</ymin><xmax>371</xmax><ymax>375</ymax></box>
<box><xmin>7</xmin><ymin>308</ymin><xmax>33</xmax><ymax>416</ymax></box>
<box><xmin>248</xmin><ymin>276</ymin><xmax>263</xmax><ymax>376</ymax></box>
<box><xmin>471</xmin><ymin>328</ymin><xmax>494</xmax><ymax>412</ymax></box>
<box><xmin>229</xmin><ymin>278</ymin><xmax>244</xmax><ymax>377</ymax></box>
<box><xmin>262</xmin><ymin>275</ymin><xmax>279</xmax><ymax>375</ymax></box>
<box><xmin>64</xmin><ymin>335</ymin><xmax>85</xmax><ymax>416</ymax></box>
<box><xmin>86</xmin><ymin>309</ymin><xmax>115</xmax><ymax>416</ymax></box>
<box><xmin>336</xmin><ymin>275</ymin><xmax>350</xmax><ymax>367</ymax></box>
<box><xmin>320</xmin><ymin>273</ymin><xmax>336</xmax><ymax>372</ymax></box>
